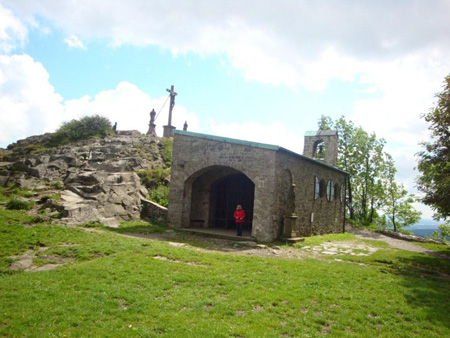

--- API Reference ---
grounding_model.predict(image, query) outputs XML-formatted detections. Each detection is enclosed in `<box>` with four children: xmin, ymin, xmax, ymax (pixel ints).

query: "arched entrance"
<box><xmin>187</xmin><ymin>166</ymin><xmax>254</xmax><ymax>234</ymax></box>
<box><xmin>209</xmin><ymin>173</ymin><xmax>254</xmax><ymax>231</ymax></box>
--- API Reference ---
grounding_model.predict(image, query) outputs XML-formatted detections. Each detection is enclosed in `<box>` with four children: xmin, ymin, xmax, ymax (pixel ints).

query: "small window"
<box><xmin>314</xmin><ymin>176</ymin><xmax>320</xmax><ymax>200</ymax></box>
<box><xmin>326</xmin><ymin>180</ymin><xmax>334</xmax><ymax>201</ymax></box>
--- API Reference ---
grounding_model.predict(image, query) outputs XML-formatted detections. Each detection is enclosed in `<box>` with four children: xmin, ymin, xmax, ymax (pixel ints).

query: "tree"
<box><xmin>416</xmin><ymin>74</ymin><xmax>450</xmax><ymax>220</ymax></box>
<box><xmin>383</xmin><ymin>159</ymin><xmax>422</xmax><ymax>232</ymax></box>
<box><xmin>318</xmin><ymin>115</ymin><xmax>333</xmax><ymax>130</ymax></box>
<box><xmin>430</xmin><ymin>223</ymin><xmax>450</xmax><ymax>243</ymax></box>
<box><xmin>322</xmin><ymin>115</ymin><xmax>421</xmax><ymax>227</ymax></box>
<box><xmin>333</xmin><ymin>117</ymin><xmax>391</xmax><ymax>223</ymax></box>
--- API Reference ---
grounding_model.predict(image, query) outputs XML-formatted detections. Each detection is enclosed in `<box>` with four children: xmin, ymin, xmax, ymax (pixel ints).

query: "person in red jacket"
<box><xmin>233</xmin><ymin>204</ymin><xmax>245</xmax><ymax>236</ymax></box>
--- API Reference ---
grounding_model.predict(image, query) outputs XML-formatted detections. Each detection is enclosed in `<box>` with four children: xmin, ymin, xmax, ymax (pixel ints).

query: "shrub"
<box><xmin>148</xmin><ymin>185</ymin><xmax>169</xmax><ymax>207</ymax></box>
<box><xmin>137</xmin><ymin>168</ymin><xmax>170</xmax><ymax>190</ymax></box>
<box><xmin>6</xmin><ymin>199</ymin><xmax>33</xmax><ymax>210</ymax></box>
<box><xmin>49</xmin><ymin>115</ymin><xmax>114</xmax><ymax>146</ymax></box>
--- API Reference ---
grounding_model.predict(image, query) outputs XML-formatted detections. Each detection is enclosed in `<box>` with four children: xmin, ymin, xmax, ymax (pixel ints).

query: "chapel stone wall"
<box><xmin>275</xmin><ymin>151</ymin><xmax>346</xmax><ymax>237</ymax></box>
<box><xmin>168</xmin><ymin>131</ymin><xmax>278</xmax><ymax>242</ymax></box>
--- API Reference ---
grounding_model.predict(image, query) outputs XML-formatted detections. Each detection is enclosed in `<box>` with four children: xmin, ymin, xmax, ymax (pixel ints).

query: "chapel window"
<box><xmin>314</xmin><ymin>176</ymin><xmax>320</xmax><ymax>200</ymax></box>
<box><xmin>326</xmin><ymin>180</ymin><xmax>334</xmax><ymax>201</ymax></box>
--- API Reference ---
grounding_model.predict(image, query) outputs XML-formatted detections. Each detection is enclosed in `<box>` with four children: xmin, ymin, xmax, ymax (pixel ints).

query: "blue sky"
<box><xmin>1</xmin><ymin>1</ymin><xmax>450</xmax><ymax>219</ymax></box>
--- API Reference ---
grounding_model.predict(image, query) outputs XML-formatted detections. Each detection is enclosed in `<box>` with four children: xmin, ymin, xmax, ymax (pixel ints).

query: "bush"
<box><xmin>6</xmin><ymin>199</ymin><xmax>33</xmax><ymax>210</ymax></box>
<box><xmin>148</xmin><ymin>185</ymin><xmax>169</xmax><ymax>207</ymax></box>
<box><xmin>137</xmin><ymin>168</ymin><xmax>170</xmax><ymax>190</ymax></box>
<box><xmin>49</xmin><ymin>115</ymin><xmax>114</xmax><ymax>146</ymax></box>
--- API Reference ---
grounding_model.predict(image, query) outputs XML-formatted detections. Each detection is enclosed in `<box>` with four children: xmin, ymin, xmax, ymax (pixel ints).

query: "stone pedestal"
<box><xmin>282</xmin><ymin>214</ymin><xmax>298</xmax><ymax>238</ymax></box>
<box><xmin>163</xmin><ymin>125</ymin><xmax>176</xmax><ymax>138</ymax></box>
<box><xmin>147</xmin><ymin>123</ymin><xmax>156</xmax><ymax>135</ymax></box>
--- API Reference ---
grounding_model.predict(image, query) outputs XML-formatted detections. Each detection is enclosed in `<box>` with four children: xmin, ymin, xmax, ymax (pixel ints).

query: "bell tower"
<box><xmin>303</xmin><ymin>129</ymin><xmax>338</xmax><ymax>166</ymax></box>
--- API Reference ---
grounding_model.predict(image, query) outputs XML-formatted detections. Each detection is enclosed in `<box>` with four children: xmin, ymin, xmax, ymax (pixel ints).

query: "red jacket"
<box><xmin>234</xmin><ymin>209</ymin><xmax>245</xmax><ymax>223</ymax></box>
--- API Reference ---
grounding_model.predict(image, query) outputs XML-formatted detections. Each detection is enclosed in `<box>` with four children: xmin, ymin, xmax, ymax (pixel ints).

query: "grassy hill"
<box><xmin>1</xmin><ymin>190</ymin><xmax>450</xmax><ymax>337</ymax></box>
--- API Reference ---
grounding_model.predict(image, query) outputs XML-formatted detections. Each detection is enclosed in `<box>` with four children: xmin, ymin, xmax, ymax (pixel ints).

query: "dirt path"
<box><xmin>123</xmin><ymin>227</ymin><xmax>450</xmax><ymax>261</ymax></box>
<box><xmin>346</xmin><ymin>225</ymin><xmax>450</xmax><ymax>261</ymax></box>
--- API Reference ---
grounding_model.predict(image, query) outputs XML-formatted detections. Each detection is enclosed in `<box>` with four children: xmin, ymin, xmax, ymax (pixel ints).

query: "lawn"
<box><xmin>1</xmin><ymin>208</ymin><xmax>449</xmax><ymax>337</ymax></box>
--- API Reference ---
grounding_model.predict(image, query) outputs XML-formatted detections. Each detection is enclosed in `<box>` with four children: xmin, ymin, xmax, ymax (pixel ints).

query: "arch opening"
<box><xmin>313</xmin><ymin>140</ymin><xmax>326</xmax><ymax>159</ymax></box>
<box><xmin>187</xmin><ymin>166</ymin><xmax>254</xmax><ymax>233</ymax></box>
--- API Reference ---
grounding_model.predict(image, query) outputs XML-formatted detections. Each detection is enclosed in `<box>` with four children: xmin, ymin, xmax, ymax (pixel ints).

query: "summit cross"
<box><xmin>166</xmin><ymin>85</ymin><xmax>177</xmax><ymax>127</ymax></box>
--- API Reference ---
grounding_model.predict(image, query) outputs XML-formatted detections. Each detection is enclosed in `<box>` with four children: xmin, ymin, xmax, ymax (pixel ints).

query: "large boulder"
<box><xmin>2</xmin><ymin>132</ymin><xmax>166</xmax><ymax>226</ymax></box>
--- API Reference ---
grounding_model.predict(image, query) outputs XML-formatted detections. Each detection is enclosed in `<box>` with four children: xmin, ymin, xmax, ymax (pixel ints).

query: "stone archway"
<box><xmin>186</xmin><ymin>166</ymin><xmax>255</xmax><ymax>233</ymax></box>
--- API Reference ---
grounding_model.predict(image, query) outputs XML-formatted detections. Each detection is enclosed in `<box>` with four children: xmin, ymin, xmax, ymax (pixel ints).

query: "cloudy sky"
<box><xmin>1</xmin><ymin>1</ymin><xmax>449</xmax><ymax>219</ymax></box>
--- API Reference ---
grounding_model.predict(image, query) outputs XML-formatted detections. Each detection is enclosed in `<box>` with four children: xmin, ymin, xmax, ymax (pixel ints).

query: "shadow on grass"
<box><xmin>100</xmin><ymin>221</ymin><xmax>276</xmax><ymax>254</ymax></box>
<box><xmin>388</xmin><ymin>252</ymin><xmax>450</xmax><ymax>330</ymax></box>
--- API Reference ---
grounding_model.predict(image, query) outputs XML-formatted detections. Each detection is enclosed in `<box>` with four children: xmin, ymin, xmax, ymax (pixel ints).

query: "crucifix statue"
<box><xmin>166</xmin><ymin>85</ymin><xmax>177</xmax><ymax>127</ymax></box>
<box><xmin>163</xmin><ymin>85</ymin><xmax>178</xmax><ymax>138</ymax></box>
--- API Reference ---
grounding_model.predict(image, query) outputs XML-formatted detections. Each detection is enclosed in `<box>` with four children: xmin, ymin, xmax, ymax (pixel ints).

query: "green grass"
<box><xmin>1</xmin><ymin>208</ymin><xmax>450</xmax><ymax>337</ymax></box>
<box><xmin>294</xmin><ymin>232</ymin><xmax>357</xmax><ymax>247</ymax></box>
<box><xmin>414</xmin><ymin>242</ymin><xmax>450</xmax><ymax>256</ymax></box>
<box><xmin>5</xmin><ymin>198</ymin><xmax>33</xmax><ymax>210</ymax></box>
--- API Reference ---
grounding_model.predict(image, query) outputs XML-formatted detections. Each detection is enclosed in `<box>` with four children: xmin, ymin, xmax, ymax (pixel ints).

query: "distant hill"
<box><xmin>405</xmin><ymin>219</ymin><xmax>441</xmax><ymax>238</ymax></box>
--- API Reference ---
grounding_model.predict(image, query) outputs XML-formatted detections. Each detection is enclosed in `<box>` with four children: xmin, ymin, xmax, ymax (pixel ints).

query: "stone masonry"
<box><xmin>303</xmin><ymin>129</ymin><xmax>339</xmax><ymax>166</ymax></box>
<box><xmin>168</xmin><ymin>130</ymin><xmax>348</xmax><ymax>242</ymax></box>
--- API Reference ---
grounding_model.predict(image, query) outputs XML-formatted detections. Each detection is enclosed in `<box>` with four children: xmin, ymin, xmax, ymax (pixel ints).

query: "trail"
<box><xmin>346</xmin><ymin>225</ymin><xmax>450</xmax><ymax>261</ymax></box>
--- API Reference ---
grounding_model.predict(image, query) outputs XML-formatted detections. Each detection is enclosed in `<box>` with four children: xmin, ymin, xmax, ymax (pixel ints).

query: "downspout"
<box><xmin>343</xmin><ymin>174</ymin><xmax>348</xmax><ymax>233</ymax></box>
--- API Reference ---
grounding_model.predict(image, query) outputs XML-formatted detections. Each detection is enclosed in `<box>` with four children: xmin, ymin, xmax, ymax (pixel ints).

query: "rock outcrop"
<box><xmin>1</xmin><ymin>131</ymin><xmax>170</xmax><ymax>226</ymax></box>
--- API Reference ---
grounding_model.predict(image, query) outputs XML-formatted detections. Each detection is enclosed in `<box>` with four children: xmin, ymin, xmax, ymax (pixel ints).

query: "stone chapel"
<box><xmin>167</xmin><ymin>129</ymin><xmax>348</xmax><ymax>242</ymax></box>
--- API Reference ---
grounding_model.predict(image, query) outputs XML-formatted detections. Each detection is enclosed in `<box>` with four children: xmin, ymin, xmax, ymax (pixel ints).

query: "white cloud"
<box><xmin>0</xmin><ymin>54</ymin><xmax>64</xmax><ymax>146</ymax></box>
<box><xmin>0</xmin><ymin>3</ymin><xmax>27</xmax><ymax>53</ymax></box>
<box><xmin>5</xmin><ymin>1</ymin><xmax>450</xmax><ymax>84</ymax></box>
<box><xmin>64</xmin><ymin>34</ymin><xmax>86</xmax><ymax>50</ymax></box>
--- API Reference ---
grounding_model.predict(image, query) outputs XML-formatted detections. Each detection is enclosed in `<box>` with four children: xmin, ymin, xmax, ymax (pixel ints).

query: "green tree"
<box><xmin>333</xmin><ymin>117</ymin><xmax>390</xmax><ymax>223</ymax></box>
<box><xmin>318</xmin><ymin>115</ymin><xmax>333</xmax><ymax>130</ymax></box>
<box><xmin>325</xmin><ymin>116</ymin><xmax>421</xmax><ymax>227</ymax></box>
<box><xmin>383</xmin><ymin>161</ymin><xmax>421</xmax><ymax>232</ymax></box>
<box><xmin>416</xmin><ymin>74</ymin><xmax>450</xmax><ymax>220</ymax></box>
<box><xmin>430</xmin><ymin>222</ymin><xmax>450</xmax><ymax>243</ymax></box>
